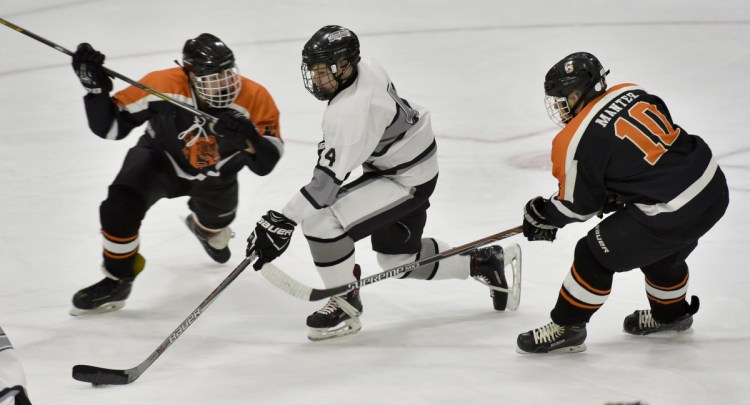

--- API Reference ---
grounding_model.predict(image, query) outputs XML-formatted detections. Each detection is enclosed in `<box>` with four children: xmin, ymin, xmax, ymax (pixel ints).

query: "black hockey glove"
<box><xmin>597</xmin><ymin>193</ymin><xmax>626</xmax><ymax>218</ymax></box>
<box><xmin>72</xmin><ymin>43</ymin><xmax>112</xmax><ymax>94</ymax></box>
<box><xmin>247</xmin><ymin>210</ymin><xmax>297</xmax><ymax>270</ymax></box>
<box><xmin>523</xmin><ymin>197</ymin><xmax>558</xmax><ymax>242</ymax></box>
<box><xmin>211</xmin><ymin>110</ymin><xmax>262</xmax><ymax>152</ymax></box>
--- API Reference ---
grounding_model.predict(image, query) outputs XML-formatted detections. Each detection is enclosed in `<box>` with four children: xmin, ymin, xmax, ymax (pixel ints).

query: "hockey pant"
<box><xmin>100</xmin><ymin>143</ymin><xmax>239</xmax><ymax>278</ymax></box>
<box><xmin>301</xmin><ymin>174</ymin><xmax>469</xmax><ymax>287</ymax></box>
<box><xmin>550</xmin><ymin>197</ymin><xmax>727</xmax><ymax>325</ymax></box>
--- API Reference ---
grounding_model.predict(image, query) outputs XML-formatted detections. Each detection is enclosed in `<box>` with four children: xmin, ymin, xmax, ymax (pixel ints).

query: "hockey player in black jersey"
<box><xmin>69</xmin><ymin>34</ymin><xmax>284</xmax><ymax>315</ymax></box>
<box><xmin>516</xmin><ymin>52</ymin><xmax>729</xmax><ymax>353</ymax></box>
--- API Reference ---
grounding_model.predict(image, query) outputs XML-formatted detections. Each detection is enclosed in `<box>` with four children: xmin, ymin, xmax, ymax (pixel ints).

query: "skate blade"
<box><xmin>307</xmin><ymin>318</ymin><xmax>362</xmax><ymax>341</ymax></box>
<box><xmin>549</xmin><ymin>343</ymin><xmax>586</xmax><ymax>353</ymax></box>
<box><xmin>69</xmin><ymin>301</ymin><xmax>126</xmax><ymax>317</ymax></box>
<box><xmin>515</xmin><ymin>343</ymin><xmax>587</xmax><ymax>355</ymax></box>
<box><xmin>474</xmin><ymin>243</ymin><xmax>522</xmax><ymax>311</ymax></box>
<box><xmin>624</xmin><ymin>327</ymin><xmax>694</xmax><ymax>337</ymax></box>
<box><xmin>504</xmin><ymin>243</ymin><xmax>522</xmax><ymax>311</ymax></box>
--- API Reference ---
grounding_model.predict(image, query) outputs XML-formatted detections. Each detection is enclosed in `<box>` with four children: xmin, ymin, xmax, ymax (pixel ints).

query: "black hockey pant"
<box><xmin>100</xmin><ymin>144</ymin><xmax>238</xmax><ymax>278</ymax></box>
<box><xmin>550</xmin><ymin>191</ymin><xmax>728</xmax><ymax>326</ymax></box>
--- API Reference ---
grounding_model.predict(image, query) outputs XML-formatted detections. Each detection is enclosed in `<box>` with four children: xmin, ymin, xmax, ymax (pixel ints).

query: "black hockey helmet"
<box><xmin>181</xmin><ymin>33</ymin><xmax>241</xmax><ymax>108</ymax></box>
<box><xmin>301</xmin><ymin>25</ymin><xmax>361</xmax><ymax>100</ymax></box>
<box><xmin>182</xmin><ymin>33</ymin><xmax>236</xmax><ymax>76</ymax></box>
<box><xmin>544</xmin><ymin>52</ymin><xmax>609</xmax><ymax>126</ymax></box>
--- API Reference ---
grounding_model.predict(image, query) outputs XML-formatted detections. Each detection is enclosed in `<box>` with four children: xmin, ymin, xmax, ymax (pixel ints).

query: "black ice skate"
<box><xmin>517</xmin><ymin>321</ymin><xmax>587</xmax><ymax>354</ymax></box>
<box><xmin>469</xmin><ymin>244</ymin><xmax>522</xmax><ymax>311</ymax></box>
<box><xmin>306</xmin><ymin>288</ymin><xmax>363</xmax><ymax>341</ymax></box>
<box><xmin>623</xmin><ymin>296</ymin><xmax>700</xmax><ymax>336</ymax></box>
<box><xmin>185</xmin><ymin>214</ymin><xmax>233</xmax><ymax>264</ymax></box>
<box><xmin>70</xmin><ymin>276</ymin><xmax>134</xmax><ymax>316</ymax></box>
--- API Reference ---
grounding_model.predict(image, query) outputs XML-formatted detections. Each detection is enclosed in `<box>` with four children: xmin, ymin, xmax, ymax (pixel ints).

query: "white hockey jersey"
<box><xmin>0</xmin><ymin>327</ymin><xmax>29</xmax><ymax>405</ymax></box>
<box><xmin>283</xmin><ymin>56</ymin><xmax>439</xmax><ymax>223</ymax></box>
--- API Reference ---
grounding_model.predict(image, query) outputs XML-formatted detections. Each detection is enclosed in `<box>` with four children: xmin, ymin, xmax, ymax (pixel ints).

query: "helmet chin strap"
<box><xmin>174</xmin><ymin>59</ymin><xmax>207</xmax><ymax>109</ymax></box>
<box><xmin>566</xmin><ymin>97</ymin><xmax>585</xmax><ymax>122</ymax></box>
<box><xmin>326</xmin><ymin>62</ymin><xmax>357</xmax><ymax>99</ymax></box>
<box><xmin>565</xmin><ymin>77</ymin><xmax>606</xmax><ymax>122</ymax></box>
<box><xmin>565</xmin><ymin>68</ymin><xmax>610</xmax><ymax>122</ymax></box>
<box><xmin>184</xmin><ymin>80</ymin><xmax>213</xmax><ymax>113</ymax></box>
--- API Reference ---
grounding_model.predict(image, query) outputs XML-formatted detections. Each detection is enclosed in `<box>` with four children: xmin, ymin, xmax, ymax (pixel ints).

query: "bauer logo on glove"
<box><xmin>247</xmin><ymin>210</ymin><xmax>297</xmax><ymax>269</ymax></box>
<box><xmin>258</xmin><ymin>215</ymin><xmax>294</xmax><ymax>236</ymax></box>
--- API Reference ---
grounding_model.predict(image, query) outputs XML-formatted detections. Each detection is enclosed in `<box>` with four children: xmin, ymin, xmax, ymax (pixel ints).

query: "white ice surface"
<box><xmin>1</xmin><ymin>1</ymin><xmax>749</xmax><ymax>404</ymax></box>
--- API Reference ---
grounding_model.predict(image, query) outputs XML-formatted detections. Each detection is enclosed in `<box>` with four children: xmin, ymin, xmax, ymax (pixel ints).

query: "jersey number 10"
<box><xmin>614</xmin><ymin>101</ymin><xmax>681</xmax><ymax>165</ymax></box>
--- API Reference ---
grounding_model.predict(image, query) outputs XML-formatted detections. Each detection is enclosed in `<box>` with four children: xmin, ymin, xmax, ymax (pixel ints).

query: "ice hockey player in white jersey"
<box><xmin>0</xmin><ymin>327</ymin><xmax>31</xmax><ymax>405</ymax></box>
<box><xmin>246</xmin><ymin>25</ymin><xmax>522</xmax><ymax>341</ymax></box>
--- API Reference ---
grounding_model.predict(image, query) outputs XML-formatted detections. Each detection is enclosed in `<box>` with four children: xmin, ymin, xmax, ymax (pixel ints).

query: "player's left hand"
<box><xmin>597</xmin><ymin>193</ymin><xmax>626</xmax><ymax>218</ymax></box>
<box><xmin>523</xmin><ymin>197</ymin><xmax>558</xmax><ymax>242</ymax></box>
<box><xmin>247</xmin><ymin>210</ymin><xmax>297</xmax><ymax>270</ymax></box>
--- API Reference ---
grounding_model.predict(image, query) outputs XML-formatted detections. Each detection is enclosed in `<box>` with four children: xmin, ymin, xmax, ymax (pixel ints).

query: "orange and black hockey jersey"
<box><xmin>541</xmin><ymin>83</ymin><xmax>727</xmax><ymax>229</ymax></box>
<box><xmin>83</xmin><ymin>66</ymin><xmax>282</xmax><ymax>180</ymax></box>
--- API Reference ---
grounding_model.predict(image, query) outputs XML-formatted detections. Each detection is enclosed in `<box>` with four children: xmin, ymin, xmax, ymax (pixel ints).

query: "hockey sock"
<box><xmin>641</xmin><ymin>261</ymin><xmax>691</xmax><ymax>323</ymax></box>
<box><xmin>100</xmin><ymin>185</ymin><xmax>147</xmax><ymax>278</ymax></box>
<box><xmin>551</xmin><ymin>238</ymin><xmax>614</xmax><ymax>325</ymax></box>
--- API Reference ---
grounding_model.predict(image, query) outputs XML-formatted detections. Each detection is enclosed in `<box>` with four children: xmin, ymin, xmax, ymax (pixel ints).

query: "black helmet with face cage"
<box><xmin>301</xmin><ymin>25</ymin><xmax>361</xmax><ymax>100</ymax></box>
<box><xmin>182</xmin><ymin>33</ymin><xmax>241</xmax><ymax>108</ymax></box>
<box><xmin>544</xmin><ymin>52</ymin><xmax>610</xmax><ymax>126</ymax></box>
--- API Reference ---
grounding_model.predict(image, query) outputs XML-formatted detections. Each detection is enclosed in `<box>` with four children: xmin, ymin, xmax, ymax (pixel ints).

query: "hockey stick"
<box><xmin>260</xmin><ymin>226</ymin><xmax>523</xmax><ymax>301</ymax></box>
<box><xmin>0</xmin><ymin>18</ymin><xmax>217</xmax><ymax>123</ymax></box>
<box><xmin>71</xmin><ymin>254</ymin><xmax>256</xmax><ymax>385</ymax></box>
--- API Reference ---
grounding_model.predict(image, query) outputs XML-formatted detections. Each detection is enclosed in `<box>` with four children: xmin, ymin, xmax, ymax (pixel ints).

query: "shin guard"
<box><xmin>551</xmin><ymin>238</ymin><xmax>614</xmax><ymax>325</ymax></box>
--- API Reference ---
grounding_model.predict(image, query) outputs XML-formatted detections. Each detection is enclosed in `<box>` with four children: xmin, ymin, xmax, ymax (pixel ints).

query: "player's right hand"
<box><xmin>247</xmin><ymin>210</ymin><xmax>297</xmax><ymax>270</ymax></box>
<box><xmin>523</xmin><ymin>197</ymin><xmax>558</xmax><ymax>242</ymax></box>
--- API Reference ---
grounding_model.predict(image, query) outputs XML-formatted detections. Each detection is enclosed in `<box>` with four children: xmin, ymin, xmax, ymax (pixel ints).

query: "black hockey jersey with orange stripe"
<box><xmin>84</xmin><ymin>66</ymin><xmax>281</xmax><ymax>180</ymax></box>
<box><xmin>541</xmin><ymin>83</ymin><xmax>727</xmax><ymax>229</ymax></box>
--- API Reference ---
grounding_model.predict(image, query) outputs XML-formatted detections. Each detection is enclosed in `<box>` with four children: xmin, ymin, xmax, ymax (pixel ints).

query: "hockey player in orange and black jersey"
<box><xmin>69</xmin><ymin>34</ymin><xmax>283</xmax><ymax>316</ymax></box>
<box><xmin>516</xmin><ymin>52</ymin><xmax>728</xmax><ymax>353</ymax></box>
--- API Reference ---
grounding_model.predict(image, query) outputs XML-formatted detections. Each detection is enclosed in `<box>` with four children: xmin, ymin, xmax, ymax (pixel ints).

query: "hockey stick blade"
<box><xmin>261</xmin><ymin>226</ymin><xmax>523</xmax><ymax>301</ymax></box>
<box><xmin>71</xmin><ymin>255</ymin><xmax>255</xmax><ymax>385</ymax></box>
<box><xmin>72</xmin><ymin>365</ymin><xmax>134</xmax><ymax>385</ymax></box>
